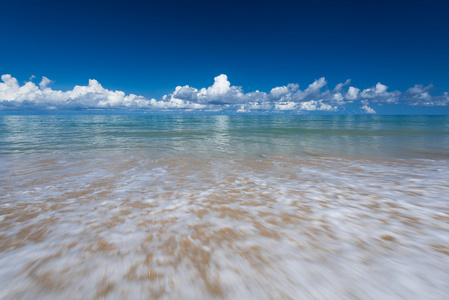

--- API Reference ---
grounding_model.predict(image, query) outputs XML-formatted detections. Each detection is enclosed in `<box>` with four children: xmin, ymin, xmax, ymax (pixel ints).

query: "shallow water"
<box><xmin>2</xmin><ymin>114</ymin><xmax>449</xmax><ymax>159</ymax></box>
<box><xmin>1</xmin><ymin>114</ymin><xmax>449</xmax><ymax>299</ymax></box>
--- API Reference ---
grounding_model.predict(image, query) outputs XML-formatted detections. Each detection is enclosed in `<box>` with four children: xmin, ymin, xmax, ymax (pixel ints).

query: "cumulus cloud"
<box><xmin>39</xmin><ymin>76</ymin><xmax>53</xmax><ymax>89</ymax></box>
<box><xmin>361</xmin><ymin>105</ymin><xmax>376</xmax><ymax>114</ymax></box>
<box><xmin>359</xmin><ymin>82</ymin><xmax>401</xmax><ymax>104</ymax></box>
<box><xmin>1</xmin><ymin>73</ymin><xmax>448</xmax><ymax>112</ymax></box>
<box><xmin>402</xmin><ymin>84</ymin><xmax>449</xmax><ymax>106</ymax></box>
<box><xmin>0</xmin><ymin>75</ymin><xmax>153</xmax><ymax>109</ymax></box>
<box><xmin>346</xmin><ymin>86</ymin><xmax>360</xmax><ymax>101</ymax></box>
<box><xmin>360</xmin><ymin>100</ymin><xmax>376</xmax><ymax>114</ymax></box>
<box><xmin>166</xmin><ymin>74</ymin><xmax>267</xmax><ymax>105</ymax></box>
<box><xmin>299</xmin><ymin>100</ymin><xmax>336</xmax><ymax>112</ymax></box>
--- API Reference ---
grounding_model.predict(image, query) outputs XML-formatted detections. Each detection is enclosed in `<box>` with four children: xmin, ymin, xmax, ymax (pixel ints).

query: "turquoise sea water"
<box><xmin>1</xmin><ymin>114</ymin><xmax>449</xmax><ymax>159</ymax></box>
<box><xmin>1</xmin><ymin>113</ymin><xmax>449</xmax><ymax>299</ymax></box>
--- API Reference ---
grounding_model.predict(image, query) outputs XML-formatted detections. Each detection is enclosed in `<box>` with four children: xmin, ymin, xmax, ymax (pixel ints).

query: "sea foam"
<box><xmin>1</xmin><ymin>154</ymin><xmax>448</xmax><ymax>299</ymax></box>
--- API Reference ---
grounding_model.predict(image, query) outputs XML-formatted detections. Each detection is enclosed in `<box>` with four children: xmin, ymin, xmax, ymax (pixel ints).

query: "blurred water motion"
<box><xmin>1</xmin><ymin>114</ymin><xmax>449</xmax><ymax>299</ymax></box>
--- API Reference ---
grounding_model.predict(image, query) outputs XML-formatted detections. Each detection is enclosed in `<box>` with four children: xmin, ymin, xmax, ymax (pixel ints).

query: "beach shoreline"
<box><xmin>1</xmin><ymin>154</ymin><xmax>448</xmax><ymax>299</ymax></box>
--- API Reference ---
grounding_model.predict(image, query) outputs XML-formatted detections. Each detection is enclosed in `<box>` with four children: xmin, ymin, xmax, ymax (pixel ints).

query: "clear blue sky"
<box><xmin>1</xmin><ymin>0</ymin><xmax>448</xmax><ymax>113</ymax></box>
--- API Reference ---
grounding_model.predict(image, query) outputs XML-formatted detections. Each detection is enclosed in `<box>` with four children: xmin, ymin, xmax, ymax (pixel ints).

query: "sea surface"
<box><xmin>1</xmin><ymin>113</ymin><xmax>449</xmax><ymax>299</ymax></box>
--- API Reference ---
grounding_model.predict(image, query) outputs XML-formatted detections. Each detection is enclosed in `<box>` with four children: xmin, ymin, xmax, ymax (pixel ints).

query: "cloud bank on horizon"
<box><xmin>1</xmin><ymin>74</ymin><xmax>448</xmax><ymax>113</ymax></box>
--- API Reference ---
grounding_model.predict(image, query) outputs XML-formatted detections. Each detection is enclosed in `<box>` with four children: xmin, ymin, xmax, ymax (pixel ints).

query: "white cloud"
<box><xmin>276</xmin><ymin>101</ymin><xmax>298</xmax><ymax>110</ymax></box>
<box><xmin>269</xmin><ymin>83</ymin><xmax>299</xmax><ymax>101</ymax></box>
<box><xmin>359</xmin><ymin>82</ymin><xmax>401</xmax><ymax>104</ymax></box>
<box><xmin>165</xmin><ymin>74</ymin><xmax>248</xmax><ymax>105</ymax></box>
<box><xmin>0</xmin><ymin>75</ymin><xmax>154</xmax><ymax>109</ymax></box>
<box><xmin>304</xmin><ymin>77</ymin><xmax>327</xmax><ymax>93</ymax></box>
<box><xmin>299</xmin><ymin>100</ymin><xmax>336</xmax><ymax>111</ymax></box>
<box><xmin>334</xmin><ymin>79</ymin><xmax>351</xmax><ymax>91</ymax></box>
<box><xmin>346</xmin><ymin>86</ymin><xmax>360</xmax><ymax>101</ymax></box>
<box><xmin>333</xmin><ymin>92</ymin><xmax>344</xmax><ymax>102</ymax></box>
<box><xmin>1</xmin><ymin>73</ymin><xmax>448</xmax><ymax>112</ymax></box>
<box><xmin>237</xmin><ymin>101</ymin><xmax>273</xmax><ymax>112</ymax></box>
<box><xmin>359</xmin><ymin>100</ymin><xmax>376</xmax><ymax>114</ymax></box>
<box><xmin>361</xmin><ymin>105</ymin><xmax>376</xmax><ymax>114</ymax></box>
<box><xmin>204</xmin><ymin>74</ymin><xmax>231</xmax><ymax>96</ymax></box>
<box><xmin>403</xmin><ymin>84</ymin><xmax>449</xmax><ymax>106</ymax></box>
<box><xmin>149</xmin><ymin>98</ymin><xmax>206</xmax><ymax>110</ymax></box>
<box><xmin>39</xmin><ymin>76</ymin><xmax>53</xmax><ymax>89</ymax></box>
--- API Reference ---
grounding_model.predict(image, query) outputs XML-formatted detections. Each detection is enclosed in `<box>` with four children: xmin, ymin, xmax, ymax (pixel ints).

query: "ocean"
<box><xmin>1</xmin><ymin>113</ymin><xmax>449</xmax><ymax>299</ymax></box>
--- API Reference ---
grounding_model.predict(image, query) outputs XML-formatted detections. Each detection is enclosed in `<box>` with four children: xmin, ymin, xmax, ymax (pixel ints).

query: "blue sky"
<box><xmin>1</xmin><ymin>0</ymin><xmax>448</xmax><ymax>114</ymax></box>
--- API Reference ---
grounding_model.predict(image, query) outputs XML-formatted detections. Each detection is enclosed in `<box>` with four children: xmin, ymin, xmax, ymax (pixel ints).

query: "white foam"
<box><xmin>0</xmin><ymin>155</ymin><xmax>448</xmax><ymax>299</ymax></box>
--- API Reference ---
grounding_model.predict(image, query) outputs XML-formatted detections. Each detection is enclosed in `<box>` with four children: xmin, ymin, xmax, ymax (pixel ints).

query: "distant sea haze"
<box><xmin>1</xmin><ymin>114</ymin><xmax>449</xmax><ymax>299</ymax></box>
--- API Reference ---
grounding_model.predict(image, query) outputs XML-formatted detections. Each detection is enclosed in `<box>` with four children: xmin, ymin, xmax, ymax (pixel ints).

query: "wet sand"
<box><xmin>1</xmin><ymin>155</ymin><xmax>449</xmax><ymax>299</ymax></box>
